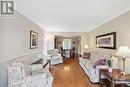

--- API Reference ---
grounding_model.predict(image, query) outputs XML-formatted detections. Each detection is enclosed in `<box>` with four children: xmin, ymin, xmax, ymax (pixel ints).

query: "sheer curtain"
<box><xmin>63</xmin><ymin>39</ymin><xmax>71</xmax><ymax>49</ymax></box>
<box><xmin>62</xmin><ymin>39</ymin><xmax>71</xmax><ymax>58</ymax></box>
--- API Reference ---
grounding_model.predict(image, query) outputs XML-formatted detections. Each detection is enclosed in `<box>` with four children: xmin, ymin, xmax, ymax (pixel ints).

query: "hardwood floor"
<box><xmin>50</xmin><ymin>58</ymin><xmax>100</xmax><ymax>87</ymax></box>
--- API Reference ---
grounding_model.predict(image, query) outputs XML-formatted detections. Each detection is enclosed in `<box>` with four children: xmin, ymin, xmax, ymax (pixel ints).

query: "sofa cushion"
<box><xmin>22</xmin><ymin>73</ymin><xmax>47</xmax><ymax>85</ymax></box>
<box><xmin>82</xmin><ymin>52</ymin><xmax>91</xmax><ymax>59</ymax></box>
<box><xmin>79</xmin><ymin>58</ymin><xmax>91</xmax><ymax>65</ymax></box>
<box><xmin>84</xmin><ymin>60</ymin><xmax>92</xmax><ymax>67</ymax></box>
<box><xmin>31</xmin><ymin>66</ymin><xmax>49</xmax><ymax>75</ymax></box>
<box><xmin>13</xmin><ymin>57</ymin><xmax>32</xmax><ymax>76</ymax></box>
<box><xmin>8</xmin><ymin>63</ymin><xmax>23</xmax><ymax>84</ymax></box>
<box><xmin>93</xmin><ymin>59</ymin><xmax>106</xmax><ymax>68</ymax></box>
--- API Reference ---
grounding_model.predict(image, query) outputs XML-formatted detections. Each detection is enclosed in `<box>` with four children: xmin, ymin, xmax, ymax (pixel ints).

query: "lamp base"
<box><xmin>122</xmin><ymin>58</ymin><xmax>129</xmax><ymax>76</ymax></box>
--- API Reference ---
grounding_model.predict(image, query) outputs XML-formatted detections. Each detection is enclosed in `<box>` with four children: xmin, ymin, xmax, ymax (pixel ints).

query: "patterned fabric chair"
<box><xmin>47</xmin><ymin>49</ymin><xmax>63</xmax><ymax>65</ymax></box>
<box><xmin>7</xmin><ymin>54</ymin><xmax>53</xmax><ymax>87</ymax></box>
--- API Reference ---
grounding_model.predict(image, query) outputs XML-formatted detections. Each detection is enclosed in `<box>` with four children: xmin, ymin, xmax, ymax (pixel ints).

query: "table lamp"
<box><xmin>84</xmin><ymin>44</ymin><xmax>89</xmax><ymax>52</ymax></box>
<box><xmin>116</xmin><ymin>46</ymin><xmax>130</xmax><ymax>75</ymax></box>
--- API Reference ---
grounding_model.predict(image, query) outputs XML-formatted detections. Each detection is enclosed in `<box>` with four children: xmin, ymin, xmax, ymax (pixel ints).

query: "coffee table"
<box><xmin>99</xmin><ymin>69</ymin><xmax>130</xmax><ymax>87</ymax></box>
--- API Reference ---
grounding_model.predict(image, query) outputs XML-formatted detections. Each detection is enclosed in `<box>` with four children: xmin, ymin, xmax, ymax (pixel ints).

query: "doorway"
<box><xmin>54</xmin><ymin>36</ymin><xmax>81</xmax><ymax>59</ymax></box>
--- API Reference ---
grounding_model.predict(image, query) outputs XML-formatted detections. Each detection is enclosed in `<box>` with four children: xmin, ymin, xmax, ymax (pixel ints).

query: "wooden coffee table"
<box><xmin>99</xmin><ymin>69</ymin><xmax>130</xmax><ymax>87</ymax></box>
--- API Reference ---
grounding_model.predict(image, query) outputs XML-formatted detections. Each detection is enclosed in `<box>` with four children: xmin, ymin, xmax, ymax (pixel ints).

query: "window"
<box><xmin>63</xmin><ymin>39</ymin><xmax>71</xmax><ymax>49</ymax></box>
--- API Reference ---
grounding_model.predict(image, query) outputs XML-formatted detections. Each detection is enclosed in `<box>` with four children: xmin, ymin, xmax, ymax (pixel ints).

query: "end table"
<box><xmin>99</xmin><ymin>69</ymin><xmax>130</xmax><ymax>87</ymax></box>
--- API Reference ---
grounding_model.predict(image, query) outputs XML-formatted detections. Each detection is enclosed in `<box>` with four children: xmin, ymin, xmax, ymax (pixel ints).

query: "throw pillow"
<box><xmin>93</xmin><ymin>59</ymin><xmax>106</xmax><ymax>68</ymax></box>
<box><xmin>82</xmin><ymin>52</ymin><xmax>91</xmax><ymax>59</ymax></box>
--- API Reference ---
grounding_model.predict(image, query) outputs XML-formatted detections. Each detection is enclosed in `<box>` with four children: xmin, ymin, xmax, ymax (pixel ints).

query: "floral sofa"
<box><xmin>7</xmin><ymin>53</ymin><xmax>53</xmax><ymax>87</ymax></box>
<box><xmin>47</xmin><ymin>49</ymin><xmax>63</xmax><ymax>65</ymax></box>
<box><xmin>79</xmin><ymin>51</ymin><xmax>111</xmax><ymax>83</ymax></box>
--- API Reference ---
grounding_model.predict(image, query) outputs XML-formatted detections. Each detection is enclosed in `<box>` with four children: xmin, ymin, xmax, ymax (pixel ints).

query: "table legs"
<box><xmin>110</xmin><ymin>81</ymin><xmax>115</xmax><ymax>87</ymax></box>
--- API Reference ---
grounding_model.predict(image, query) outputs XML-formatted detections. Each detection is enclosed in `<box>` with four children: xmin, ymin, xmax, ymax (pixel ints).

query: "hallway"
<box><xmin>50</xmin><ymin>58</ymin><xmax>100</xmax><ymax>87</ymax></box>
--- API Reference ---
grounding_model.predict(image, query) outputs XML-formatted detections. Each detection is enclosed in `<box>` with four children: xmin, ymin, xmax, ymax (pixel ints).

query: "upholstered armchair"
<box><xmin>7</xmin><ymin>54</ymin><xmax>53</xmax><ymax>87</ymax></box>
<box><xmin>47</xmin><ymin>49</ymin><xmax>63</xmax><ymax>65</ymax></box>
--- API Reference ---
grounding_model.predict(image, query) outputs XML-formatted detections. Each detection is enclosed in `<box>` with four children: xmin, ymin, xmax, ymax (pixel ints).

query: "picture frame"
<box><xmin>30</xmin><ymin>31</ymin><xmax>38</xmax><ymax>49</ymax></box>
<box><xmin>96</xmin><ymin>32</ymin><xmax>116</xmax><ymax>49</ymax></box>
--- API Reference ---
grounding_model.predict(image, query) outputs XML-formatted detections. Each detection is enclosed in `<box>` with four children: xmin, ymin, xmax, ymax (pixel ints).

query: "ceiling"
<box><xmin>55</xmin><ymin>35</ymin><xmax>81</xmax><ymax>39</ymax></box>
<box><xmin>15</xmin><ymin>0</ymin><xmax>130</xmax><ymax>32</ymax></box>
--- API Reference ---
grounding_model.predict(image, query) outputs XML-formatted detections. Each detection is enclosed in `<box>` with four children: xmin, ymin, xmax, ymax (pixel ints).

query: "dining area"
<box><xmin>54</xmin><ymin>36</ymin><xmax>80</xmax><ymax>59</ymax></box>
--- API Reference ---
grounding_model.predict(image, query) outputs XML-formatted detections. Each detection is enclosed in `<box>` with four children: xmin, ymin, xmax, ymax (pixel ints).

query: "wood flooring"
<box><xmin>50</xmin><ymin>58</ymin><xmax>100</xmax><ymax>87</ymax></box>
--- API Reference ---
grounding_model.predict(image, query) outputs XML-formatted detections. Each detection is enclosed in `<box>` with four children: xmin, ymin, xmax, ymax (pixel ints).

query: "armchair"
<box><xmin>8</xmin><ymin>63</ymin><xmax>48</xmax><ymax>87</ymax></box>
<box><xmin>47</xmin><ymin>49</ymin><xmax>63</xmax><ymax>65</ymax></box>
<box><xmin>7</xmin><ymin>54</ymin><xmax>53</xmax><ymax>87</ymax></box>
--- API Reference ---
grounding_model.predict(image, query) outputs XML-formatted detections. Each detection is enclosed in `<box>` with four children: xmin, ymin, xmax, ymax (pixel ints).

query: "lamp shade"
<box><xmin>84</xmin><ymin>44</ymin><xmax>89</xmax><ymax>49</ymax></box>
<box><xmin>116</xmin><ymin>46</ymin><xmax>130</xmax><ymax>58</ymax></box>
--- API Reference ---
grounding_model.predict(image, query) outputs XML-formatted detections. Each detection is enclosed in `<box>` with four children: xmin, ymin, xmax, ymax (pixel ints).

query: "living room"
<box><xmin>0</xmin><ymin>0</ymin><xmax>130</xmax><ymax>87</ymax></box>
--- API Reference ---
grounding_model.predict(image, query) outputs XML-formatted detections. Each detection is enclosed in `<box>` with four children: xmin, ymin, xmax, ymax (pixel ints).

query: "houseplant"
<box><xmin>107</xmin><ymin>59</ymin><xmax>112</xmax><ymax>72</ymax></box>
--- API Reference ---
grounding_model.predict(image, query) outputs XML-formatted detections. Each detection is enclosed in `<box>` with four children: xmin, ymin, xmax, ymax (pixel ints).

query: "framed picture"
<box><xmin>96</xmin><ymin>32</ymin><xmax>116</xmax><ymax>49</ymax></box>
<box><xmin>30</xmin><ymin>31</ymin><xmax>38</xmax><ymax>49</ymax></box>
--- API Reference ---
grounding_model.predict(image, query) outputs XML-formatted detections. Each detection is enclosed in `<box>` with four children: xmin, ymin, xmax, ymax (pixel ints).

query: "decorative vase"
<box><xmin>108</xmin><ymin>67</ymin><xmax>113</xmax><ymax>72</ymax></box>
<box><xmin>107</xmin><ymin>59</ymin><xmax>111</xmax><ymax>67</ymax></box>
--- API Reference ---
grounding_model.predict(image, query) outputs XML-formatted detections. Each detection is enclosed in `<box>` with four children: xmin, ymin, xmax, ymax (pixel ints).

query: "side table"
<box><xmin>99</xmin><ymin>69</ymin><xmax>130</xmax><ymax>87</ymax></box>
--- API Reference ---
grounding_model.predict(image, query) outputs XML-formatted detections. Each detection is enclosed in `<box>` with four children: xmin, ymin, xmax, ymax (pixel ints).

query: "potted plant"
<box><xmin>107</xmin><ymin>59</ymin><xmax>112</xmax><ymax>72</ymax></box>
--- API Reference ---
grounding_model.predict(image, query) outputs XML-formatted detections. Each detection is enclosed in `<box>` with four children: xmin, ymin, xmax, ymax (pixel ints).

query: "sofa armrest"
<box><xmin>95</xmin><ymin>65</ymin><xmax>108</xmax><ymax>74</ymax></box>
<box><xmin>96</xmin><ymin>65</ymin><xmax>108</xmax><ymax>70</ymax></box>
<box><xmin>8</xmin><ymin>63</ymin><xmax>25</xmax><ymax>86</ymax></box>
<box><xmin>43</xmin><ymin>60</ymin><xmax>50</xmax><ymax>68</ymax></box>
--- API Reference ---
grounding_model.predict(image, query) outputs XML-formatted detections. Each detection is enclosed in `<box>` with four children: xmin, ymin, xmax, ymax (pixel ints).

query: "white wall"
<box><xmin>0</xmin><ymin>11</ymin><xmax>44</xmax><ymax>62</ymax></box>
<box><xmin>0</xmin><ymin>11</ymin><xmax>44</xmax><ymax>87</ymax></box>
<box><xmin>43</xmin><ymin>31</ymin><xmax>54</xmax><ymax>54</ymax></box>
<box><xmin>89</xmin><ymin>10</ymin><xmax>130</xmax><ymax>73</ymax></box>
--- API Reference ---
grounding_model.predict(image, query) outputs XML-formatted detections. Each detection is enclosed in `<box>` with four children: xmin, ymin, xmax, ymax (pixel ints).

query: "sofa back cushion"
<box><xmin>27</xmin><ymin>53</ymin><xmax>42</xmax><ymax>64</ymax></box>
<box><xmin>90</xmin><ymin>51</ymin><xmax>111</xmax><ymax>64</ymax></box>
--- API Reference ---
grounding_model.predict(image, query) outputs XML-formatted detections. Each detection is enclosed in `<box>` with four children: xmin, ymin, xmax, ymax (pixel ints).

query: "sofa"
<box><xmin>79</xmin><ymin>51</ymin><xmax>111</xmax><ymax>83</ymax></box>
<box><xmin>7</xmin><ymin>53</ymin><xmax>53</xmax><ymax>87</ymax></box>
<box><xmin>47</xmin><ymin>49</ymin><xmax>63</xmax><ymax>65</ymax></box>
